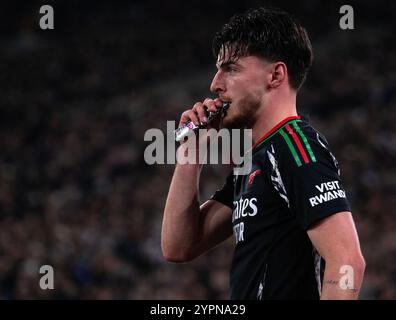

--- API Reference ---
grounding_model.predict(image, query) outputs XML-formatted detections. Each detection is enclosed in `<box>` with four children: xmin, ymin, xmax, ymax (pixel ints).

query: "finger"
<box><xmin>179</xmin><ymin>110</ymin><xmax>200</xmax><ymax>128</ymax></box>
<box><xmin>192</xmin><ymin>102</ymin><xmax>208</xmax><ymax>124</ymax></box>
<box><xmin>214</xmin><ymin>98</ymin><xmax>224</xmax><ymax>107</ymax></box>
<box><xmin>202</xmin><ymin>98</ymin><xmax>219</xmax><ymax>113</ymax></box>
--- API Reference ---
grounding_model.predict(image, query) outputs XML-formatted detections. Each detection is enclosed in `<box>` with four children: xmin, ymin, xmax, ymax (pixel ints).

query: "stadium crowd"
<box><xmin>0</xmin><ymin>0</ymin><xmax>395</xmax><ymax>299</ymax></box>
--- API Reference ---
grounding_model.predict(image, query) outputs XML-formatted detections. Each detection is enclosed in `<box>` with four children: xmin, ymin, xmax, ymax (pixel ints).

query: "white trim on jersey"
<box><xmin>267</xmin><ymin>144</ymin><xmax>290</xmax><ymax>207</ymax></box>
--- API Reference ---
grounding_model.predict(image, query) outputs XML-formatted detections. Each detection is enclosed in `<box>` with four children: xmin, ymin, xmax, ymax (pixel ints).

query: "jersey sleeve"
<box><xmin>209</xmin><ymin>172</ymin><xmax>234</xmax><ymax>209</ymax></box>
<box><xmin>270</xmin><ymin>126</ymin><xmax>351</xmax><ymax>230</ymax></box>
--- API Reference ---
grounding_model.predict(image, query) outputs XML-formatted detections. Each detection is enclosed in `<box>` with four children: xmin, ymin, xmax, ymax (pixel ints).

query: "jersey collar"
<box><xmin>252</xmin><ymin>116</ymin><xmax>301</xmax><ymax>150</ymax></box>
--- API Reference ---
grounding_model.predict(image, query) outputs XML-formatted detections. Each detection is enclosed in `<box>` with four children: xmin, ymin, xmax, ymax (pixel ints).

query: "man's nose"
<box><xmin>210</xmin><ymin>71</ymin><xmax>225</xmax><ymax>94</ymax></box>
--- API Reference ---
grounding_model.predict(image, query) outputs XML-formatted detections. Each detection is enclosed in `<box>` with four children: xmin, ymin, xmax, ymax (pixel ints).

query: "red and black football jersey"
<box><xmin>211</xmin><ymin>116</ymin><xmax>351</xmax><ymax>300</ymax></box>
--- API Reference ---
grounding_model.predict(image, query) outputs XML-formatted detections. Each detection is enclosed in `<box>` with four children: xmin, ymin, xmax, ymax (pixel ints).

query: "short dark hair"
<box><xmin>212</xmin><ymin>7</ymin><xmax>313</xmax><ymax>91</ymax></box>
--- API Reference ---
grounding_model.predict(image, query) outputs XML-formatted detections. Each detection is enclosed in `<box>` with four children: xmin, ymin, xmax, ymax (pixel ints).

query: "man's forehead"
<box><xmin>216</xmin><ymin>54</ymin><xmax>272</xmax><ymax>71</ymax></box>
<box><xmin>216</xmin><ymin>56</ymin><xmax>239</xmax><ymax>68</ymax></box>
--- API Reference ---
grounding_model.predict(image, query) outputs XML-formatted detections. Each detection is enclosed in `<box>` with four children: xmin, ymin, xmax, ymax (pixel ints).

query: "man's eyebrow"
<box><xmin>216</xmin><ymin>61</ymin><xmax>239</xmax><ymax>69</ymax></box>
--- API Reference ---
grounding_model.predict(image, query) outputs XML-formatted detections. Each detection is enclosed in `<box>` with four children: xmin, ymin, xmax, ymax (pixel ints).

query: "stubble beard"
<box><xmin>221</xmin><ymin>95</ymin><xmax>261</xmax><ymax>130</ymax></box>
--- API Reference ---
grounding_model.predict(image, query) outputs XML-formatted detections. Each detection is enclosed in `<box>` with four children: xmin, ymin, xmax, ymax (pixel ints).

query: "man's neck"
<box><xmin>251</xmin><ymin>103</ymin><xmax>298</xmax><ymax>145</ymax></box>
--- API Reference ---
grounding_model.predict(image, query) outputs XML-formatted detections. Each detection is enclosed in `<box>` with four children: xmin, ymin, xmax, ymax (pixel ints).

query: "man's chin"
<box><xmin>221</xmin><ymin>116</ymin><xmax>246</xmax><ymax>130</ymax></box>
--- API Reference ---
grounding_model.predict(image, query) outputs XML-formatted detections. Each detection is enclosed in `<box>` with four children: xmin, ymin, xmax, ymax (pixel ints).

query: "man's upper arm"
<box><xmin>307</xmin><ymin>211</ymin><xmax>363</xmax><ymax>262</ymax></box>
<box><xmin>193</xmin><ymin>200</ymin><xmax>233</xmax><ymax>256</ymax></box>
<box><xmin>195</xmin><ymin>169</ymin><xmax>235</xmax><ymax>254</ymax></box>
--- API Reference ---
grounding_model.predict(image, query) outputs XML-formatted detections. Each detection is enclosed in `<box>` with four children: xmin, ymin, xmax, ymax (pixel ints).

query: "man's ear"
<box><xmin>267</xmin><ymin>62</ymin><xmax>287</xmax><ymax>89</ymax></box>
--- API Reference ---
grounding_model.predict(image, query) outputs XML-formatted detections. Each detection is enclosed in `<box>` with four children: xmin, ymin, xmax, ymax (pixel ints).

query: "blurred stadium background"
<box><xmin>0</xmin><ymin>0</ymin><xmax>395</xmax><ymax>299</ymax></box>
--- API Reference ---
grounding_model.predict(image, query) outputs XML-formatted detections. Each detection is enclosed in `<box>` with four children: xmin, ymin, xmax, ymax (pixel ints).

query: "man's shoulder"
<box><xmin>262</xmin><ymin>119</ymin><xmax>333</xmax><ymax>169</ymax></box>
